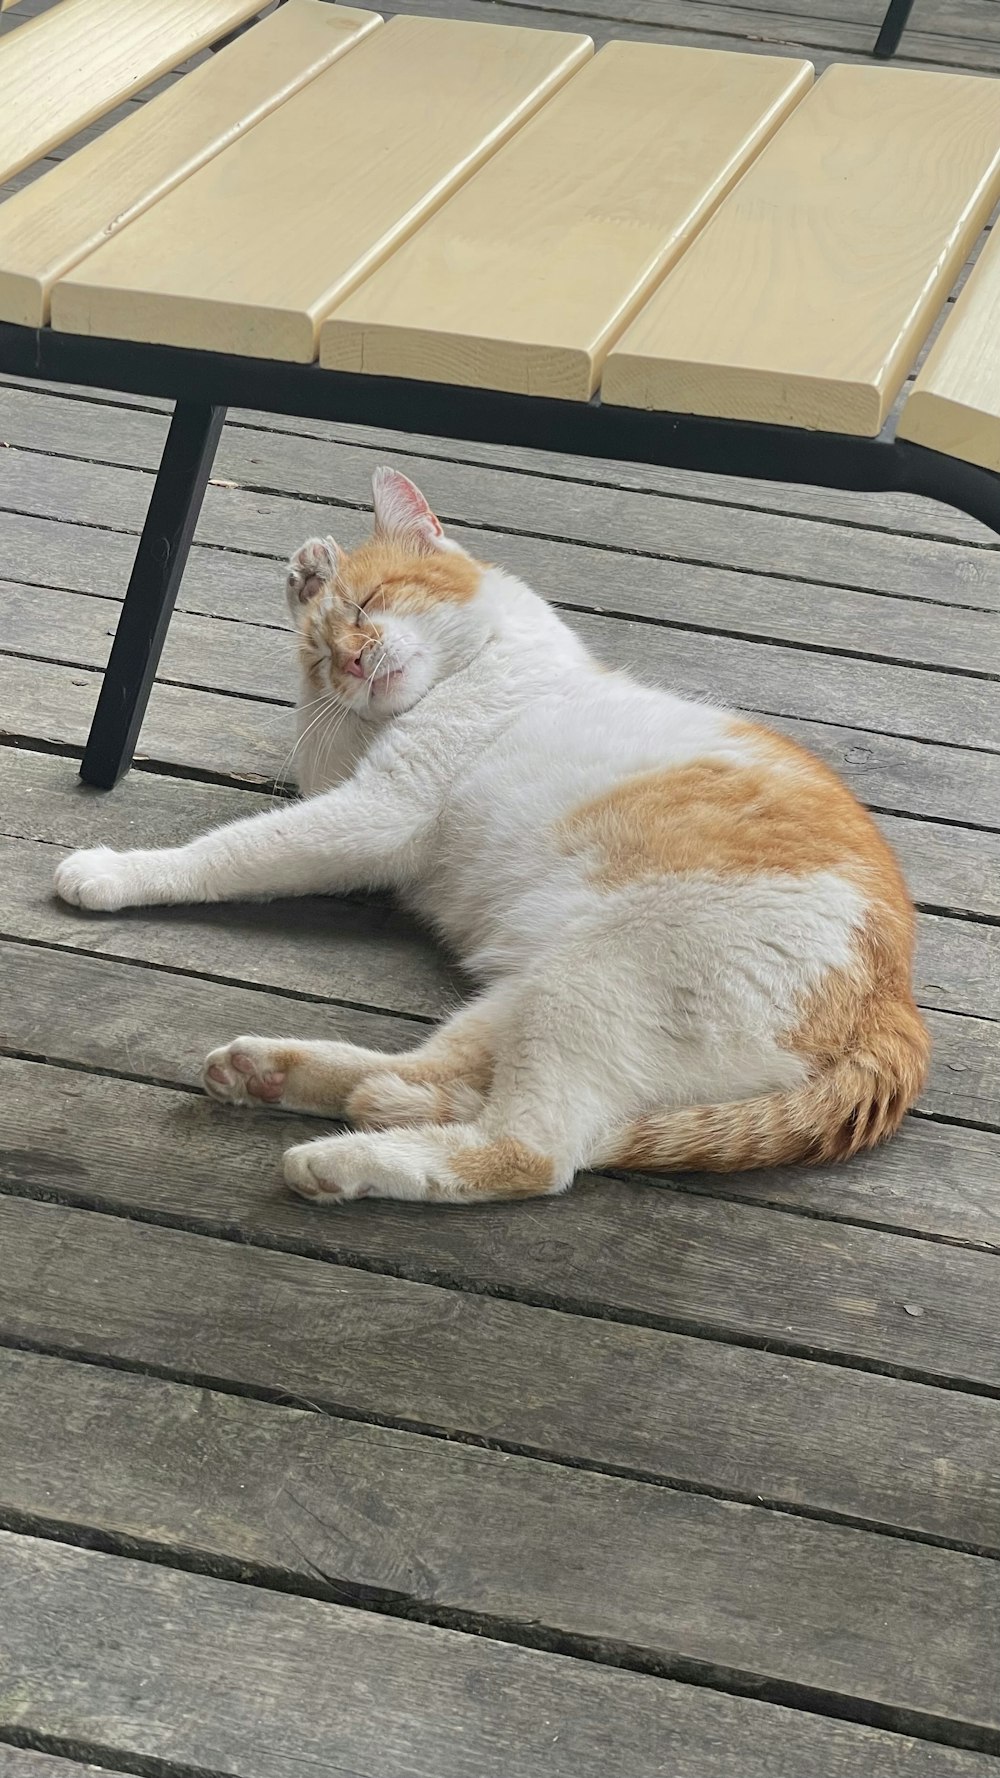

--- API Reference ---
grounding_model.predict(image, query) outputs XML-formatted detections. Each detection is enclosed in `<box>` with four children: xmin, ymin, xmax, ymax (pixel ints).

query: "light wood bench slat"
<box><xmin>603</xmin><ymin>64</ymin><xmax>1000</xmax><ymax>435</ymax></box>
<box><xmin>0</xmin><ymin>1</ymin><xmax>382</xmax><ymax>328</ymax></box>
<box><xmin>0</xmin><ymin>0</ymin><xmax>269</xmax><ymax>184</ymax></box>
<box><xmin>897</xmin><ymin>222</ymin><xmax>1000</xmax><ymax>471</ymax></box>
<box><xmin>49</xmin><ymin>16</ymin><xmax>593</xmax><ymax>363</ymax></box>
<box><xmin>319</xmin><ymin>42</ymin><xmax>812</xmax><ymax>400</ymax></box>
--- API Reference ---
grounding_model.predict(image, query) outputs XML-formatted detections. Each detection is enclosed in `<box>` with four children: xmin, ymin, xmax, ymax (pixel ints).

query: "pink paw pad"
<box><xmin>231</xmin><ymin>1053</ymin><xmax>286</xmax><ymax>1101</ymax></box>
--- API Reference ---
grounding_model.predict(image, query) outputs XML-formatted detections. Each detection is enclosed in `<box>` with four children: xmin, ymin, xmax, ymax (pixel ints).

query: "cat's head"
<box><xmin>286</xmin><ymin>468</ymin><xmax>486</xmax><ymax>720</ymax></box>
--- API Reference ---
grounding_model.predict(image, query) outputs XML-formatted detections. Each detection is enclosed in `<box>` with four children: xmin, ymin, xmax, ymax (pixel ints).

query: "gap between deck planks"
<box><xmin>4</xmin><ymin>958</ymin><xmax>1000</xmax><ymax>1385</ymax></box>
<box><xmin>2</xmin><ymin>1346</ymin><xmax>1000</xmax><ymax>1742</ymax></box>
<box><xmin>4</xmin><ymin>365</ymin><xmax>998</xmax><ymax>546</ymax></box>
<box><xmin>4</xmin><ymin>1076</ymin><xmax>1000</xmax><ymax>1542</ymax></box>
<box><xmin>7</xmin><ymin>1535</ymin><xmax>1000</xmax><ymax>1778</ymax></box>
<box><xmin>4</xmin><ymin>384</ymin><xmax>999</xmax><ymax>611</ymax></box>
<box><xmin>0</xmin><ymin>1748</ymin><xmax>123</xmax><ymax>1778</ymax></box>
<box><xmin>4</xmin><ymin>1199</ymin><xmax>1000</xmax><ymax>1753</ymax></box>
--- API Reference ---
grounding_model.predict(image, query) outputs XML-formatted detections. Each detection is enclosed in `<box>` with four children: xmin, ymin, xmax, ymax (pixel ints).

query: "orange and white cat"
<box><xmin>55</xmin><ymin>468</ymin><xmax>929</xmax><ymax>1205</ymax></box>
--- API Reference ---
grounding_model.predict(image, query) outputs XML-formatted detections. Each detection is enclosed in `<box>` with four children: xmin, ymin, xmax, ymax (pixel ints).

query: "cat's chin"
<box><xmin>358</xmin><ymin>653</ymin><xmax>434</xmax><ymax>719</ymax></box>
<box><xmin>353</xmin><ymin>674</ymin><xmax>428</xmax><ymax>721</ymax></box>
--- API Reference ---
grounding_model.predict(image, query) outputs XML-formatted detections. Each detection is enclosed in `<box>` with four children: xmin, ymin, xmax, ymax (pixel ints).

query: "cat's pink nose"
<box><xmin>344</xmin><ymin>652</ymin><xmax>366</xmax><ymax>679</ymax></box>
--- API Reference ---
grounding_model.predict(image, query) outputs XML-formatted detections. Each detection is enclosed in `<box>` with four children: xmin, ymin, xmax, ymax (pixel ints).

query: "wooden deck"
<box><xmin>2</xmin><ymin>1</ymin><xmax>1000</xmax><ymax>1773</ymax></box>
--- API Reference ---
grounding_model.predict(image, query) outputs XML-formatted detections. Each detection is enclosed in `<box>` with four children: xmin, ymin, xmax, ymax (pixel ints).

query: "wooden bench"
<box><xmin>1</xmin><ymin>0</ymin><xmax>999</xmax><ymax>786</ymax></box>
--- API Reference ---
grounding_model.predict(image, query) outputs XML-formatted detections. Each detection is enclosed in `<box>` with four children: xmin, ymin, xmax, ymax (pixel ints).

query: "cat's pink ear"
<box><xmin>371</xmin><ymin>468</ymin><xmax>445</xmax><ymax>551</ymax></box>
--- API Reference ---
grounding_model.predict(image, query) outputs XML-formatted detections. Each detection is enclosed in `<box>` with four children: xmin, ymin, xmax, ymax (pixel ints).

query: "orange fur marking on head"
<box><xmin>341</xmin><ymin>539</ymin><xmax>481</xmax><ymax>614</ymax></box>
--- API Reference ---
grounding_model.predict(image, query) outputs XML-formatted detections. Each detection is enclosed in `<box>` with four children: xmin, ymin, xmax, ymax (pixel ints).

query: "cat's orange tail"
<box><xmin>600</xmin><ymin>998</ymin><xmax>930</xmax><ymax>1174</ymax></box>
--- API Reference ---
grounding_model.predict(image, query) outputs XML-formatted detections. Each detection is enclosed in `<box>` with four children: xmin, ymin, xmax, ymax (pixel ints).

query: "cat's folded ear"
<box><xmin>371</xmin><ymin>467</ymin><xmax>467</xmax><ymax>556</ymax></box>
<box><xmin>286</xmin><ymin>536</ymin><xmax>343</xmax><ymax>617</ymax></box>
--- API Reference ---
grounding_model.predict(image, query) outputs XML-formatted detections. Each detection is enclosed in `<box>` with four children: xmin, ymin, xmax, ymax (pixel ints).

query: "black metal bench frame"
<box><xmin>2</xmin><ymin>317</ymin><xmax>996</xmax><ymax>789</ymax></box>
<box><xmin>873</xmin><ymin>0</ymin><xmax>915</xmax><ymax>58</ymax></box>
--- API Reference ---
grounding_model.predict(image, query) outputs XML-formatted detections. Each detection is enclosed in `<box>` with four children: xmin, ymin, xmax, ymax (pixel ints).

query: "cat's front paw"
<box><xmin>286</xmin><ymin>536</ymin><xmax>340</xmax><ymax>607</ymax></box>
<box><xmin>54</xmin><ymin>846</ymin><xmax>136</xmax><ymax>912</ymax></box>
<box><xmin>204</xmin><ymin>1037</ymin><xmax>288</xmax><ymax>1107</ymax></box>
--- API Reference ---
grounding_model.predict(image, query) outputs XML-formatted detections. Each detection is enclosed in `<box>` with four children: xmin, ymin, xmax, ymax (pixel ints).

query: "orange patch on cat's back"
<box><xmin>344</xmin><ymin>539</ymin><xmax>481</xmax><ymax>614</ymax></box>
<box><xmin>561</xmin><ymin>721</ymin><xmax>905</xmax><ymax>894</ymax></box>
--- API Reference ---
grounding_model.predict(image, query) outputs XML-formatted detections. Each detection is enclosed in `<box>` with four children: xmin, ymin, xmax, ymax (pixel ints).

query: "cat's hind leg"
<box><xmin>204</xmin><ymin>1036</ymin><xmax>387</xmax><ymax>1113</ymax></box>
<box><xmin>282</xmin><ymin>946</ymin><xmax>660</xmax><ymax>1203</ymax></box>
<box><xmin>203</xmin><ymin>995</ymin><xmax>497</xmax><ymax>1121</ymax></box>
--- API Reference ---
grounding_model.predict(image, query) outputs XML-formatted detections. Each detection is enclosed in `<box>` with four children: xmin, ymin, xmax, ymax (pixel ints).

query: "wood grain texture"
<box><xmin>898</xmin><ymin>219</ymin><xmax>1000</xmax><ymax>472</ymax></box>
<box><xmin>50</xmin><ymin>17</ymin><xmax>593</xmax><ymax>361</ymax></box>
<box><xmin>6</xmin><ymin>562</ymin><xmax>996</xmax><ymax>758</ymax></box>
<box><xmin>2</xmin><ymin>830</ymin><xmax>454</xmax><ymax>1020</ymax></box>
<box><xmin>6</xmin><ymin>1536</ymin><xmax>998</xmax><ymax>1778</ymax></box>
<box><xmin>4</xmin><ymin>920</ymin><xmax>999</xmax><ymax>1225</ymax></box>
<box><xmin>4</xmin><ymin>633</ymin><xmax>999</xmax><ymax>830</ymax></box>
<box><xmin>3</xmin><ymin>1351</ymin><xmax>1000</xmax><ymax>1734</ymax></box>
<box><xmin>8</xmin><ymin>1043</ymin><xmax>1000</xmax><ymax>1441</ymax></box>
<box><xmin>0</xmin><ymin>415</ymin><xmax>994</xmax><ymax>754</ymax></box>
<box><xmin>0</xmin><ymin>1</ymin><xmax>382</xmax><ymax>326</ymax></box>
<box><xmin>6</xmin><ymin>390</ymin><xmax>1000</xmax><ymax>613</ymax></box>
<box><xmin>603</xmin><ymin>64</ymin><xmax>1000</xmax><ymax>432</ymax></box>
<box><xmin>8</xmin><ymin>1078</ymin><xmax>1000</xmax><ymax>1392</ymax></box>
<box><xmin>0</xmin><ymin>0</ymin><xmax>267</xmax><ymax>183</ymax></box>
<box><xmin>320</xmin><ymin>42</ymin><xmax>811</xmax><ymax>397</ymax></box>
<box><xmin>5</xmin><ymin>369</ymin><xmax>997</xmax><ymax>546</ymax></box>
<box><xmin>0</xmin><ymin>1752</ymin><xmax>119</xmax><ymax>1778</ymax></box>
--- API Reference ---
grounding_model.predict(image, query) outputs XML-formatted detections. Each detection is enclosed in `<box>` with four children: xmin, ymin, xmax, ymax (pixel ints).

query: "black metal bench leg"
<box><xmin>80</xmin><ymin>401</ymin><xmax>227</xmax><ymax>789</ymax></box>
<box><xmin>873</xmin><ymin>0</ymin><xmax>916</xmax><ymax>57</ymax></box>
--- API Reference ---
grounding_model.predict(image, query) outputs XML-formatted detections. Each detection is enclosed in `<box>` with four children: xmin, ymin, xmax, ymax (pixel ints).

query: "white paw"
<box><xmin>287</xmin><ymin>536</ymin><xmax>340</xmax><ymax>607</ymax></box>
<box><xmin>282</xmin><ymin>1131</ymin><xmax>431</xmax><ymax>1204</ymax></box>
<box><xmin>204</xmin><ymin>1036</ymin><xmax>288</xmax><ymax>1107</ymax></box>
<box><xmin>54</xmin><ymin>846</ymin><xmax>135</xmax><ymax>912</ymax></box>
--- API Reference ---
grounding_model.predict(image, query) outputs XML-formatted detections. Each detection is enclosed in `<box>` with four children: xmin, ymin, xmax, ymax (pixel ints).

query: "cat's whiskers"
<box><xmin>314</xmin><ymin>698</ymin><xmax>358</xmax><ymax>792</ymax></box>
<box><xmin>270</xmin><ymin>694</ymin><xmax>340</xmax><ymax>803</ymax></box>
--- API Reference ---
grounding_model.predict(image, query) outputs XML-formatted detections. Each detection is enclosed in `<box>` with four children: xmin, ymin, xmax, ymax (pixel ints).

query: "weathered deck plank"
<box><xmin>9</xmin><ymin>1048</ymin><xmax>1000</xmax><ymax>1251</ymax></box>
<box><xmin>8</xmin><ymin>1534</ymin><xmax>999</xmax><ymax>1778</ymax></box>
<box><xmin>7</xmin><ymin>648</ymin><xmax>999</xmax><ymax>832</ymax></box>
<box><xmin>2</xmin><ymin>814</ymin><xmax>995</xmax><ymax>1078</ymax></box>
<box><xmin>4</xmin><ymin>385</ymin><xmax>1000</xmax><ymax>609</ymax></box>
<box><xmin>3</xmin><ymin>1348</ymin><xmax>1000</xmax><ymax>1735</ymax></box>
<box><xmin>3</xmin><ymin>2</ymin><xmax>1000</xmax><ymax>1761</ymax></box>
<box><xmin>10</xmin><ymin>469</ymin><xmax>999</xmax><ymax>674</ymax></box>
<box><xmin>7</xmin><ymin>369</ymin><xmax>999</xmax><ymax>543</ymax></box>
<box><xmin>8</xmin><ymin>1146</ymin><xmax>1000</xmax><ymax>1395</ymax></box>
<box><xmin>0</xmin><ymin>1752</ymin><xmax>124</xmax><ymax>1778</ymax></box>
